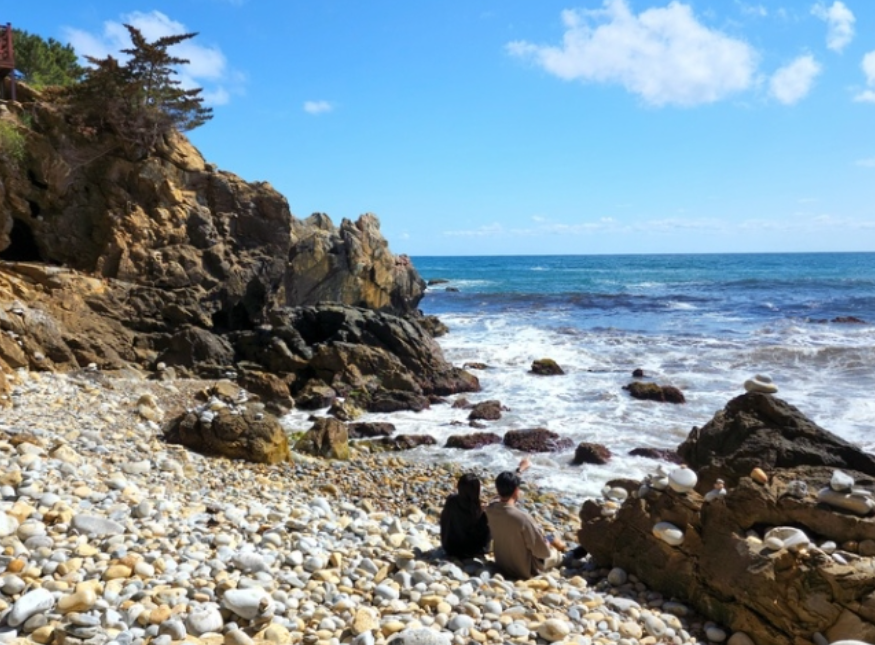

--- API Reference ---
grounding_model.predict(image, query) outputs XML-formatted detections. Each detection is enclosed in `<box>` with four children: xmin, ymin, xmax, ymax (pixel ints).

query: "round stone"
<box><xmin>668</xmin><ymin>466</ymin><xmax>697</xmax><ymax>494</ymax></box>
<box><xmin>536</xmin><ymin>618</ymin><xmax>570</xmax><ymax>642</ymax></box>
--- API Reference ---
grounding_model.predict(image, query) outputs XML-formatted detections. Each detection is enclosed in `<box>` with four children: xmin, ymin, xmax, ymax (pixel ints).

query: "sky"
<box><xmin>6</xmin><ymin>0</ymin><xmax>875</xmax><ymax>256</ymax></box>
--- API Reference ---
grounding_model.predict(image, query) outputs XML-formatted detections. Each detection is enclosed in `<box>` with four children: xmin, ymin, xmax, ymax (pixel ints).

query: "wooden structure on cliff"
<box><xmin>0</xmin><ymin>23</ymin><xmax>15</xmax><ymax>101</ymax></box>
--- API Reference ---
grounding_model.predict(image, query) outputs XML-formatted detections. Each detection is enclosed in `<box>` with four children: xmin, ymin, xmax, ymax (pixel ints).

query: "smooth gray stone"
<box><xmin>158</xmin><ymin>620</ymin><xmax>186</xmax><ymax>640</ymax></box>
<box><xmin>8</xmin><ymin>588</ymin><xmax>55</xmax><ymax>627</ymax></box>
<box><xmin>71</xmin><ymin>515</ymin><xmax>125</xmax><ymax>537</ymax></box>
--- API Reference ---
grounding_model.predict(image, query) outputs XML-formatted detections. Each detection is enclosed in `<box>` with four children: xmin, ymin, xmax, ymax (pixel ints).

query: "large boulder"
<box><xmin>468</xmin><ymin>400</ymin><xmax>504</xmax><ymax>421</ymax></box>
<box><xmin>294</xmin><ymin>417</ymin><xmax>350</xmax><ymax>460</ymax></box>
<box><xmin>579</xmin><ymin>394</ymin><xmax>875</xmax><ymax>645</ymax></box>
<box><xmin>678</xmin><ymin>392</ymin><xmax>875</xmax><ymax>491</ymax></box>
<box><xmin>163</xmin><ymin>406</ymin><xmax>289</xmax><ymax>464</ymax></box>
<box><xmin>445</xmin><ymin>432</ymin><xmax>502</xmax><ymax>450</ymax></box>
<box><xmin>624</xmin><ymin>381</ymin><xmax>686</xmax><ymax>404</ymax></box>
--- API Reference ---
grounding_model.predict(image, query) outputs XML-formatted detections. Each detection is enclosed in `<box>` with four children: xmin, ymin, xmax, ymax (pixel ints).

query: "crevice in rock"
<box><xmin>0</xmin><ymin>218</ymin><xmax>43</xmax><ymax>262</ymax></box>
<box><xmin>27</xmin><ymin>169</ymin><xmax>49</xmax><ymax>190</ymax></box>
<box><xmin>27</xmin><ymin>200</ymin><xmax>41</xmax><ymax>217</ymax></box>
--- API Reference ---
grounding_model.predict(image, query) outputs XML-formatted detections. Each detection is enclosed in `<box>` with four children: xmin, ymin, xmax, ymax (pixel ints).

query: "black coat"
<box><xmin>439</xmin><ymin>493</ymin><xmax>490</xmax><ymax>558</ymax></box>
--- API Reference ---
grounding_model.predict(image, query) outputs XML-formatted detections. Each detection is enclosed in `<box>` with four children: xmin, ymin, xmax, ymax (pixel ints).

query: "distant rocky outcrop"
<box><xmin>578</xmin><ymin>392</ymin><xmax>875</xmax><ymax>645</ymax></box>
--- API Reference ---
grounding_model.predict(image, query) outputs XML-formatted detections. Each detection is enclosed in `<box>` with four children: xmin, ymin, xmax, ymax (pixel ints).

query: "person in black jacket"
<box><xmin>439</xmin><ymin>457</ymin><xmax>530</xmax><ymax>559</ymax></box>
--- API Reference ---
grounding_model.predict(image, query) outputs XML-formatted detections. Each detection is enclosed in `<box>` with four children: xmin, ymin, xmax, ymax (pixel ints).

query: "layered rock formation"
<box><xmin>578</xmin><ymin>392</ymin><xmax>875</xmax><ymax>645</ymax></box>
<box><xmin>0</xmin><ymin>91</ymin><xmax>474</xmax><ymax>407</ymax></box>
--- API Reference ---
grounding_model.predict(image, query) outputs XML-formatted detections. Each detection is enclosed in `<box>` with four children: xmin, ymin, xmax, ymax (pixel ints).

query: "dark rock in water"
<box><xmin>164</xmin><ymin>406</ymin><xmax>289</xmax><ymax>464</ymax></box>
<box><xmin>463</xmin><ymin>362</ymin><xmax>488</xmax><ymax>370</ymax></box>
<box><xmin>366</xmin><ymin>390</ymin><xmax>430</xmax><ymax>413</ymax></box>
<box><xmin>572</xmin><ymin>442</ymin><xmax>612</xmax><ymax>465</ymax></box>
<box><xmin>530</xmin><ymin>358</ymin><xmax>565</xmax><ymax>376</ymax></box>
<box><xmin>427</xmin><ymin>278</ymin><xmax>449</xmax><ymax>286</ymax></box>
<box><xmin>295</xmin><ymin>381</ymin><xmax>337</xmax><ymax>411</ymax></box>
<box><xmin>446</xmin><ymin>432</ymin><xmax>502</xmax><ymax>450</ymax></box>
<box><xmin>503</xmin><ymin>428</ymin><xmax>574</xmax><ymax>453</ymax></box>
<box><xmin>628</xmin><ymin>447</ymin><xmax>683</xmax><ymax>464</ymax></box>
<box><xmin>832</xmin><ymin>316</ymin><xmax>866</xmax><ymax>324</ymax></box>
<box><xmin>624</xmin><ymin>381</ymin><xmax>686</xmax><ymax>404</ymax></box>
<box><xmin>452</xmin><ymin>397</ymin><xmax>472</xmax><ymax>409</ymax></box>
<box><xmin>368</xmin><ymin>434</ymin><xmax>437</xmax><ymax>451</ymax></box>
<box><xmin>294</xmin><ymin>417</ymin><xmax>349</xmax><ymax>460</ymax></box>
<box><xmin>419</xmin><ymin>315</ymin><xmax>449</xmax><ymax>338</ymax></box>
<box><xmin>678</xmin><ymin>392</ymin><xmax>875</xmax><ymax>491</ymax></box>
<box><xmin>445</xmin><ymin>287</ymin><xmax>459</xmax><ymax>292</ymax></box>
<box><xmin>578</xmin><ymin>392</ymin><xmax>875</xmax><ymax>645</ymax></box>
<box><xmin>468</xmin><ymin>421</ymin><xmax>487</xmax><ymax>429</ymax></box>
<box><xmin>632</xmin><ymin>368</ymin><xmax>645</xmax><ymax>378</ymax></box>
<box><xmin>347</xmin><ymin>422</ymin><xmax>395</xmax><ymax>439</ymax></box>
<box><xmin>468</xmin><ymin>399</ymin><xmax>504</xmax><ymax>421</ymax></box>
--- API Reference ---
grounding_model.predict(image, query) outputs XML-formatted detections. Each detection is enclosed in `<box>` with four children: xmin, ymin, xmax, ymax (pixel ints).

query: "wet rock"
<box><xmin>624</xmin><ymin>381</ymin><xmax>686</xmax><ymax>404</ymax></box>
<box><xmin>530</xmin><ymin>358</ymin><xmax>564</xmax><ymax>376</ymax></box>
<box><xmin>445</xmin><ymin>432</ymin><xmax>502</xmax><ymax>450</ymax></box>
<box><xmin>629</xmin><ymin>447</ymin><xmax>683</xmax><ymax>463</ymax></box>
<box><xmin>467</xmin><ymin>400</ymin><xmax>504</xmax><ymax>421</ymax></box>
<box><xmin>503</xmin><ymin>428</ymin><xmax>574</xmax><ymax>453</ymax></box>
<box><xmin>347</xmin><ymin>422</ymin><xmax>396</xmax><ymax>439</ymax></box>
<box><xmin>572</xmin><ymin>442</ymin><xmax>612</xmax><ymax>465</ymax></box>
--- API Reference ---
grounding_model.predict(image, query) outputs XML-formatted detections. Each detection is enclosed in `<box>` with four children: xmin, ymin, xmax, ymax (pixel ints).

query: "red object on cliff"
<box><xmin>0</xmin><ymin>22</ymin><xmax>15</xmax><ymax>101</ymax></box>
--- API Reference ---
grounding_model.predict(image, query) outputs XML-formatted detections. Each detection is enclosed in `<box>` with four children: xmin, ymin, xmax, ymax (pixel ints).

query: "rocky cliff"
<box><xmin>0</xmin><ymin>90</ymin><xmax>475</xmax><ymax>405</ymax></box>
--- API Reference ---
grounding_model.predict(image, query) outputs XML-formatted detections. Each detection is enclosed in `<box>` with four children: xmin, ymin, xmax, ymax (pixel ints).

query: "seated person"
<box><xmin>439</xmin><ymin>473</ymin><xmax>490</xmax><ymax>558</ymax></box>
<box><xmin>440</xmin><ymin>458</ymin><xmax>530</xmax><ymax>559</ymax></box>
<box><xmin>484</xmin><ymin>469</ymin><xmax>563</xmax><ymax>579</ymax></box>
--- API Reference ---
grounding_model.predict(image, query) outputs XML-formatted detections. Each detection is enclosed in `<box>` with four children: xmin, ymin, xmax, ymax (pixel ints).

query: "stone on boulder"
<box><xmin>624</xmin><ymin>381</ymin><xmax>686</xmax><ymax>404</ymax></box>
<box><xmin>445</xmin><ymin>432</ymin><xmax>502</xmax><ymax>450</ymax></box>
<box><xmin>530</xmin><ymin>358</ymin><xmax>564</xmax><ymax>376</ymax></box>
<box><xmin>164</xmin><ymin>406</ymin><xmax>290</xmax><ymax>464</ymax></box>
<box><xmin>503</xmin><ymin>428</ymin><xmax>574</xmax><ymax>453</ymax></box>
<box><xmin>294</xmin><ymin>417</ymin><xmax>350</xmax><ymax>460</ymax></box>
<box><xmin>572</xmin><ymin>442</ymin><xmax>612</xmax><ymax>465</ymax></box>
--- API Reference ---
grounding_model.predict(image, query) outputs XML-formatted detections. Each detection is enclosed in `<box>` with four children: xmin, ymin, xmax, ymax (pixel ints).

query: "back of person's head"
<box><xmin>457</xmin><ymin>473</ymin><xmax>482</xmax><ymax>509</ymax></box>
<box><xmin>495</xmin><ymin>471</ymin><xmax>520</xmax><ymax>499</ymax></box>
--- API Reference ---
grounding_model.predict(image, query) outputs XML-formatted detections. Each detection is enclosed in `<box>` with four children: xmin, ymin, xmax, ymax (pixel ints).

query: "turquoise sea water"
<box><xmin>292</xmin><ymin>253</ymin><xmax>875</xmax><ymax>500</ymax></box>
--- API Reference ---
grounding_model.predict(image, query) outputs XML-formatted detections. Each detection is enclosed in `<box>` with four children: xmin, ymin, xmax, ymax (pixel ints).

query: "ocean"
<box><xmin>287</xmin><ymin>253</ymin><xmax>875</xmax><ymax>502</ymax></box>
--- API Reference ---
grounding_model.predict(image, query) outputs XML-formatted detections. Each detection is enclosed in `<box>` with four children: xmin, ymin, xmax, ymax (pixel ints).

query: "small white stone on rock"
<box><xmin>830</xmin><ymin>470</ymin><xmax>855</xmax><ymax>492</ymax></box>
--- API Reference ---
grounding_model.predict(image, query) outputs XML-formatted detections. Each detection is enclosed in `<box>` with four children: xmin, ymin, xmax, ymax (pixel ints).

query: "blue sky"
<box><xmin>7</xmin><ymin>0</ymin><xmax>875</xmax><ymax>255</ymax></box>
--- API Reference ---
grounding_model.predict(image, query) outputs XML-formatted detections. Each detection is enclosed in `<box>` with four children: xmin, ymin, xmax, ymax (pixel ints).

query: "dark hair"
<box><xmin>495</xmin><ymin>471</ymin><xmax>521</xmax><ymax>498</ymax></box>
<box><xmin>457</xmin><ymin>473</ymin><xmax>483</xmax><ymax>514</ymax></box>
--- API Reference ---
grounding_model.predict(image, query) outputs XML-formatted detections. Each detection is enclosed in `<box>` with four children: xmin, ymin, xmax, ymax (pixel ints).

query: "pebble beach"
<box><xmin>0</xmin><ymin>371</ymin><xmax>732</xmax><ymax>645</ymax></box>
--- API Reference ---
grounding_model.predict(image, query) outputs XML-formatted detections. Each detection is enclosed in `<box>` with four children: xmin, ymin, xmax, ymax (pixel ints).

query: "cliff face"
<box><xmin>0</xmin><ymin>98</ymin><xmax>424</xmax><ymax>330</ymax></box>
<box><xmin>0</xmin><ymin>93</ymin><xmax>466</xmax><ymax>407</ymax></box>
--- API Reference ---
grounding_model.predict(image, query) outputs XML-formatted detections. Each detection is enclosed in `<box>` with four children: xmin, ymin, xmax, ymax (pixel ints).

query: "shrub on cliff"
<box><xmin>0</xmin><ymin>120</ymin><xmax>26</xmax><ymax>166</ymax></box>
<box><xmin>66</xmin><ymin>25</ymin><xmax>213</xmax><ymax>157</ymax></box>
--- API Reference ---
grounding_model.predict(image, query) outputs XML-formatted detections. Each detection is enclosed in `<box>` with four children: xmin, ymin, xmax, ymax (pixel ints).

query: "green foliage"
<box><xmin>0</xmin><ymin>120</ymin><xmax>26</xmax><ymax>166</ymax></box>
<box><xmin>11</xmin><ymin>28</ymin><xmax>83</xmax><ymax>88</ymax></box>
<box><xmin>67</xmin><ymin>24</ymin><xmax>213</xmax><ymax>157</ymax></box>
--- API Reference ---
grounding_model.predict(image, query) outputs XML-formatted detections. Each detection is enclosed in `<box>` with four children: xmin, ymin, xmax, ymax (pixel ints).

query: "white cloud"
<box><xmin>856</xmin><ymin>52</ymin><xmax>875</xmax><ymax>103</ymax></box>
<box><xmin>769</xmin><ymin>55</ymin><xmax>821</xmax><ymax>104</ymax></box>
<box><xmin>736</xmin><ymin>2</ymin><xmax>768</xmax><ymax>18</ymax></box>
<box><xmin>62</xmin><ymin>11</ymin><xmax>236</xmax><ymax>106</ymax></box>
<box><xmin>856</xmin><ymin>158</ymin><xmax>875</xmax><ymax>167</ymax></box>
<box><xmin>303</xmin><ymin>101</ymin><xmax>334</xmax><ymax>115</ymax></box>
<box><xmin>506</xmin><ymin>0</ymin><xmax>757</xmax><ymax>107</ymax></box>
<box><xmin>811</xmin><ymin>2</ymin><xmax>855</xmax><ymax>53</ymax></box>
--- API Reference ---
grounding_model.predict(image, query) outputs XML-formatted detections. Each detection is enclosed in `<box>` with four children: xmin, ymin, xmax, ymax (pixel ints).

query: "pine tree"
<box><xmin>69</xmin><ymin>25</ymin><xmax>213</xmax><ymax>157</ymax></box>
<box><xmin>11</xmin><ymin>29</ymin><xmax>83</xmax><ymax>88</ymax></box>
